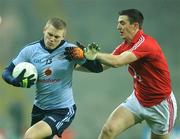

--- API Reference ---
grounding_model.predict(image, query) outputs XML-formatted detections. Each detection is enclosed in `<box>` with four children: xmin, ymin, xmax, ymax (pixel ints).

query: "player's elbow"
<box><xmin>2</xmin><ymin>70</ymin><xmax>5</xmax><ymax>80</ymax></box>
<box><xmin>2</xmin><ymin>69</ymin><xmax>9</xmax><ymax>82</ymax></box>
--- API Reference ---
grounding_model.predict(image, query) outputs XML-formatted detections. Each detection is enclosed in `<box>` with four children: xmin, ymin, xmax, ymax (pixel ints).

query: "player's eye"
<box><xmin>54</xmin><ymin>35</ymin><xmax>60</xmax><ymax>39</ymax></box>
<box><xmin>48</xmin><ymin>33</ymin><xmax>53</xmax><ymax>37</ymax></box>
<box><xmin>120</xmin><ymin>21</ymin><xmax>126</xmax><ymax>25</ymax></box>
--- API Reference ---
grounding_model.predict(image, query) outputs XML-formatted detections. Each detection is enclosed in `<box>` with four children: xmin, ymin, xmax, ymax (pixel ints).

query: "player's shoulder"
<box><xmin>63</xmin><ymin>40</ymin><xmax>76</xmax><ymax>48</ymax></box>
<box><xmin>143</xmin><ymin>34</ymin><xmax>157</xmax><ymax>44</ymax></box>
<box><xmin>16</xmin><ymin>40</ymin><xmax>41</xmax><ymax>55</ymax></box>
<box><xmin>112</xmin><ymin>42</ymin><xmax>126</xmax><ymax>55</ymax></box>
<box><xmin>16</xmin><ymin>40</ymin><xmax>40</xmax><ymax>53</ymax></box>
<box><xmin>140</xmin><ymin>34</ymin><xmax>161</xmax><ymax>53</ymax></box>
<box><xmin>19</xmin><ymin>40</ymin><xmax>40</xmax><ymax>50</ymax></box>
<box><xmin>115</xmin><ymin>42</ymin><xmax>126</xmax><ymax>50</ymax></box>
<box><xmin>25</xmin><ymin>40</ymin><xmax>41</xmax><ymax>48</ymax></box>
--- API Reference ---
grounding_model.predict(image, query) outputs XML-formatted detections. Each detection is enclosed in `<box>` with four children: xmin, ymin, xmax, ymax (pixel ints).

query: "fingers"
<box><xmin>65</xmin><ymin>47</ymin><xmax>78</xmax><ymax>54</ymax></box>
<box><xmin>21</xmin><ymin>78</ymin><xmax>28</xmax><ymax>88</ymax></box>
<box><xmin>65</xmin><ymin>55</ymin><xmax>73</xmax><ymax>61</ymax></box>
<box><xmin>64</xmin><ymin>51</ymin><xmax>69</xmax><ymax>55</ymax></box>
<box><xmin>64</xmin><ymin>47</ymin><xmax>75</xmax><ymax>61</ymax></box>
<box><xmin>83</xmin><ymin>42</ymin><xmax>100</xmax><ymax>60</ymax></box>
<box><xmin>65</xmin><ymin>47</ymin><xmax>74</xmax><ymax>51</ymax></box>
<box><xmin>88</xmin><ymin>42</ymin><xmax>100</xmax><ymax>51</ymax></box>
<box><xmin>16</xmin><ymin>69</ymin><xmax>36</xmax><ymax>88</ymax></box>
<box><xmin>28</xmin><ymin>74</ymin><xmax>35</xmax><ymax>79</ymax></box>
<box><xmin>76</xmin><ymin>42</ymin><xmax>85</xmax><ymax>49</ymax></box>
<box><xmin>16</xmin><ymin>69</ymin><xmax>26</xmax><ymax>83</ymax></box>
<box><xmin>18</xmin><ymin>69</ymin><xmax>26</xmax><ymax>78</ymax></box>
<box><xmin>31</xmin><ymin>79</ymin><xmax>36</xmax><ymax>83</ymax></box>
<box><xmin>64</xmin><ymin>47</ymin><xmax>84</xmax><ymax>61</ymax></box>
<box><xmin>27</xmin><ymin>79</ymin><xmax>36</xmax><ymax>88</ymax></box>
<box><xmin>64</xmin><ymin>42</ymin><xmax>100</xmax><ymax>61</ymax></box>
<box><xmin>83</xmin><ymin>47</ymin><xmax>88</xmax><ymax>53</ymax></box>
<box><xmin>22</xmin><ymin>77</ymin><xmax>36</xmax><ymax>88</ymax></box>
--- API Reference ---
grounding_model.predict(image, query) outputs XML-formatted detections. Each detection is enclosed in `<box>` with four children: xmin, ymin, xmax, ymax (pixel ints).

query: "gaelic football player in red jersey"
<box><xmin>83</xmin><ymin>9</ymin><xmax>177</xmax><ymax>139</ymax></box>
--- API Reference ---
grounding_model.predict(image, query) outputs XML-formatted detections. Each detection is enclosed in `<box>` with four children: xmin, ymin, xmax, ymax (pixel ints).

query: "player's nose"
<box><xmin>49</xmin><ymin>36</ymin><xmax>55</xmax><ymax>42</ymax></box>
<box><xmin>117</xmin><ymin>24</ymin><xmax>121</xmax><ymax>30</ymax></box>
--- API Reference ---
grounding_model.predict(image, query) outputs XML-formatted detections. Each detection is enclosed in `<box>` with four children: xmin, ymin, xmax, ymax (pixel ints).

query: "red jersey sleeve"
<box><xmin>112</xmin><ymin>42</ymin><xmax>126</xmax><ymax>55</ymax></box>
<box><xmin>130</xmin><ymin>36</ymin><xmax>158</xmax><ymax>60</ymax></box>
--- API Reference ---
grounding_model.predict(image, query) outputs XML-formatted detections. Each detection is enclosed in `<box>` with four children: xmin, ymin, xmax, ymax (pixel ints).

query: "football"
<box><xmin>12</xmin><ymin>62</ymin><xmax>38</xmax><ymax>83</ymax></box>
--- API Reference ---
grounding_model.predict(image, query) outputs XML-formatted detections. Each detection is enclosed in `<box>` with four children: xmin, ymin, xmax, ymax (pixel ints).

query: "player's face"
<box><xmin>43</xmin><ymin>24</ymin><xmax>65</xmax><ymax>49</ymax></box>
<box><xmin>117</xmin><ymin>15</ymin><xmax>139</xmax><ymax>43</ymax></box>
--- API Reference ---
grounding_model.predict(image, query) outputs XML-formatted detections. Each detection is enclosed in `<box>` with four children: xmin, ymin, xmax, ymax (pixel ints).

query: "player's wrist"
<box><xmin>95</xmin><ymin>52</ymin><xmax>100</xmax><ymax>60</ymax></box>
<box><xmin>93</xmin><ymin>52</ymin><xmax>98</xmax><ymax>60</ymax></box>
<box><xmin>84</xmin><ymin>52</ymin><xmax>96</xmax><ymax>60</ymax></box>
<box><xmin>11</xmin><ymin>78</ymin><xmax>21</xmax><ymax>87</ymax></box>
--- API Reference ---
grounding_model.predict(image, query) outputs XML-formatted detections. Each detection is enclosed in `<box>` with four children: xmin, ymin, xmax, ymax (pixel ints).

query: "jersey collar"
<box><xmin>131</xmin><ymin>29</ymin><xmax>144</xmax><ymax>44</ymax></box>
<box><xmin>40</xmin><ymin>39</ymin><xmax>65</xmax><ymax>53</ymax></box>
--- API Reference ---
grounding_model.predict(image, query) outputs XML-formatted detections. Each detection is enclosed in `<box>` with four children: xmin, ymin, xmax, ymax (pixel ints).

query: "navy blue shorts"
<box><xmin>31</xmin><ymin>104</ymin><xmax>76</xmax><ymax>138</ymax></box>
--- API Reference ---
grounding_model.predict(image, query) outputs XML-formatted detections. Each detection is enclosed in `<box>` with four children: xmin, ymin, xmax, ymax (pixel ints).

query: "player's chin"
<box><xmin>120</xmin><ymin>35</ymin><xmax>126</xmax><ymax>39</ymax></box>
<box><xmin>47</xmin><ymin>43</ymin><xmax>58</xmax><ymax>49</ymax></box>
<box><xmin>120</xmin><ymin>33</ymin><xmax>124</xmax><ymax>37</ymax></box>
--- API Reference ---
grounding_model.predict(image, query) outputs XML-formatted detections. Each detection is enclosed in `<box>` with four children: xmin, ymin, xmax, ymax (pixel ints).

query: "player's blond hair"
<box><xmin>45</xmin><ymin>17</ymin><xmax>67</xmax><ymax>30</ymax></box>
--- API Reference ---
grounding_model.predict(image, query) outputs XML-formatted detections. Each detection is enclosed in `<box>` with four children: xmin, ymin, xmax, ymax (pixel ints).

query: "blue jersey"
<box><xmin>12</xmin><ymin>40</ymin><xmax>85</xmax><ymax>110</ymax></box>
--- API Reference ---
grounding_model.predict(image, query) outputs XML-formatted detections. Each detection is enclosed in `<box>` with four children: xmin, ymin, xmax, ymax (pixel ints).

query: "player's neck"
<box><xmin>126</xmin><ymin>29</ymin><xmax>139</xmax><ymax>44</ymax></box>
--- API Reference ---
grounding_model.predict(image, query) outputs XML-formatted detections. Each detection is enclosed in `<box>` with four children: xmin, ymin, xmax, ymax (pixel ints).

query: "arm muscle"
<box><xmin>96</xmin><ymin>51</ymin><xmax>137</xmax><ymax>68</ymax></box>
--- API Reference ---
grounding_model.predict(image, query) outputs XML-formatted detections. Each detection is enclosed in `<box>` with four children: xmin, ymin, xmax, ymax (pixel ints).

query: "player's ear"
<box><xmin>63</xmin><ymin>29</ymin><xmax>66</xmax><ymax>38</ymax></box>
<box><xmin>43</xmin><ymin>23</ymin><xmax>49</xmax><ymax>33</ymax></box>
<box><xmin>43</xmin><ymin>27</ymin><xmax>47</xmax><ymax>34</ymax></box>
<box><xmin>134</xmin><ymin>22</ymin><xmax>140</xmax><ymax>29</ymax></box>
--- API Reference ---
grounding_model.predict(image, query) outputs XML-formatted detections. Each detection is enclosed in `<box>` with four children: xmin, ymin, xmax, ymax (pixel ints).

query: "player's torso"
<box><xmin>33</xmin><ymin>46</ymin><xmax>73</xmax><ymax>83</ymax></box>
<box><xmin>28</xmin><ymin>42</ymin><xmax>74</xmax><ymax>88</ymax></box>
<box><xmin>13</xmin><ymin>40</ymin><xmax>77</xmax><ymax>109</ymax></box>
<box><xmin>116</xmin><ymin>35</ymin><xmax>170</xmax><ymax>85</ymax></box>
<box><xmin>114</xmin><ymin>34</ymin><xmax>171</xmax><ymax>106</ymax></box>
<box><xmin>127</xmin><ymin>37</ymin><xmax>170</xmax><ymax>87</ymax></box>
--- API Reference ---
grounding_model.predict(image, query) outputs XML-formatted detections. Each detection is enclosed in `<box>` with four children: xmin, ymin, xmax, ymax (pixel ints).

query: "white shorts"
<box><xmin>120</xmin><ymin>92</ymin><xmax>177</xmax><ymax>135</ymax></box>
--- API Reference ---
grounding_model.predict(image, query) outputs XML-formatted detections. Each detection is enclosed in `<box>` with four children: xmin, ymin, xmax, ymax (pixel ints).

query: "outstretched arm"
<box><xmin>74</xmin><ymin>59</ymin><xmax>103</xmax><ymax>73</ymax></box>
<box><xmin>96</xmin><ymin>51</ymin><xmax>137</xmax><ymax>68</ymax></box>
<box><xmin>84</xmin><ymin>43</ymin><xmax>137</xmax><ymax>68</ymax></box>
<box><xmin>64</xmin><ymin>42</ymin><xmax>103</xmax><ymax>73</ymax></box>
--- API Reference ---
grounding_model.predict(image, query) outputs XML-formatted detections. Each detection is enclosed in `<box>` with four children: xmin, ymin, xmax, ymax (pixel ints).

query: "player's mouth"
<box><xmin>47</xmin><ymin>42</ymin><xmax>53</xmax><ymax>46</ymax></box>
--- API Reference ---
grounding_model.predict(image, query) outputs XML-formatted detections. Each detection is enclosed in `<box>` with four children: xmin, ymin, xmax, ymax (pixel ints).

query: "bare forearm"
<box><xmin>96</xmin><ymin>53</ymin><xmax>124</xmax><ymax>68</ymax></box>
<box><xmin>96</xmin><ymin>51</ymin><xmax>137</xmax><ymax>68</ymax></box>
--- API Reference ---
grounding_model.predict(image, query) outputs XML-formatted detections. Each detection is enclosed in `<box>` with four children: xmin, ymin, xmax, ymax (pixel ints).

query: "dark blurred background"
<box><xmin>0</xmin><ymin>0</ymin><xmax>180</xmax><ymax>139</ymax></box>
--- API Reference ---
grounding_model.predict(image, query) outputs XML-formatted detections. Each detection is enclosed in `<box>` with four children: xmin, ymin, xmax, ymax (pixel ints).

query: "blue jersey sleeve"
<box><xmin>13</xmin><ymin>46</ymin><xmax>31</xmax><ymax>65</ymax></box>
<box><xmin>82</xmin><ymin>59</ymin><xmax>103</xmax><ymax>73</ymax></box>
<box><xmin>1</xmin><ymin>62</ymin><xmax>20</xmax><ymax>86</ymax></box>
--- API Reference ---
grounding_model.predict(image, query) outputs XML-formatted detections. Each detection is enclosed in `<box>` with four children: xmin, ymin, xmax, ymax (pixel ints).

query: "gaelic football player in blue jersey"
<box><xmin>2</xmin><ymin>17</ymin><xmax>102</xmax><ymax>139</ymax></box>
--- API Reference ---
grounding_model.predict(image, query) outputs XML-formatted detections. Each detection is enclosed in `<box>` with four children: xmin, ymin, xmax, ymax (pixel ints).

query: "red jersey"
<box><xmin>112</xmin><ymin>30</ymin><xmax>171</xmax><ymax>107</ymax></box>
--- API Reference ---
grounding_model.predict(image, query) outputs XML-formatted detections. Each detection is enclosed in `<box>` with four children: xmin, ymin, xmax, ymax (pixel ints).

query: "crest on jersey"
<box><xmin>44</xmin><ymin>68</ymin><xmax>52</xmax><ymax>76</ymax></box>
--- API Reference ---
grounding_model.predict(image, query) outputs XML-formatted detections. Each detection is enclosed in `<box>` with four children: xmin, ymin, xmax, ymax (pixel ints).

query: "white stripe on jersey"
<box><xmin>129</xmin><ymin>36</ymin><xmax>145</xmax><ymax>51</ymax></box>
<box><xmin>112</xmin><ymin>42</ymin><xmax>125</xmax><ymax>54</ymax></box>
